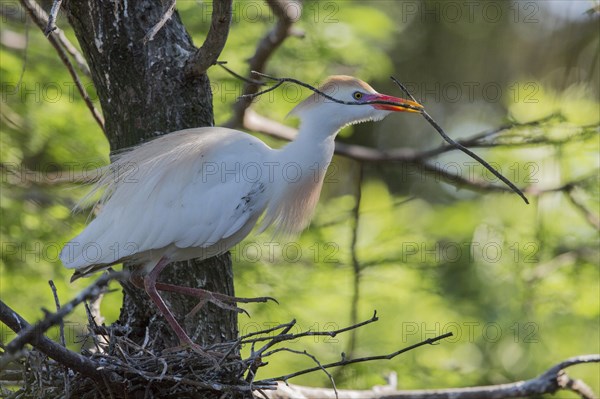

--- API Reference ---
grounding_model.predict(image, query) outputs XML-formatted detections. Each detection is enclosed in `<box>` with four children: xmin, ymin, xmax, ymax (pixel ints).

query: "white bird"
<box><xmin>60</xmin><ymin>75</ymin><xmax>422</xmax><ymax>349</ymax></box>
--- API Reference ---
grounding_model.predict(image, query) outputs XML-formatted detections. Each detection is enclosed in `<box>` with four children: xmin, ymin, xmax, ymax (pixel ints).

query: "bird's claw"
<box><xmin>192</xmin><ymin>292</ymin><xmax>277</xmax><ymax>318</ymax></box>
<box><xmin>211</xmin><ymin>292</ymin><xmax>278</xmax><ymax>305</ymax></box>
<box><xmin>185</xmin><ymin>297</ymin><xmax>251</xmax><ymax>319</ymax></box>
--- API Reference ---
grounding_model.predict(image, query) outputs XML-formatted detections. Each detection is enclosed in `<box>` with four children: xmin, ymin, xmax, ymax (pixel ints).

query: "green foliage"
<box><xmin>1</xmin><ymin>0</ymin><xmax>598</xmax><ymax>395</ymax></box>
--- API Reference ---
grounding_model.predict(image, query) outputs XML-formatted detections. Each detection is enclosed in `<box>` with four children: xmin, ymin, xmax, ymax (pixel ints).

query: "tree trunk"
<box><xmin>63</xmin><ymin>0</ymin><xmax>237</xmax><ymax>351</ymax></box>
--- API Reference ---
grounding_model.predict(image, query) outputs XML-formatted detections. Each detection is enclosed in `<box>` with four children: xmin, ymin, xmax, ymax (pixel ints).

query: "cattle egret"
<box><xmin>60</xmin><ymin>76</ymin><xmax>423</xmax><ymax>350</ymax></box>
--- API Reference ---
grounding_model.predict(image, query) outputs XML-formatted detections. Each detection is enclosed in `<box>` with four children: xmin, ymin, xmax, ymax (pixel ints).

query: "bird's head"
<box><xmin>289</xmin><ymin>75</ymin><xmax>423</xmax><ymax>130</ymax></box>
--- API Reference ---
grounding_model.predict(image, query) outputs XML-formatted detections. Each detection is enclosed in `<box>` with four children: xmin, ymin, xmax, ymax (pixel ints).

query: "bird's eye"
<box><xmin>353</xmin><ymin>91</ymin><xmax>363</xmax><ymax>100</ymax></box>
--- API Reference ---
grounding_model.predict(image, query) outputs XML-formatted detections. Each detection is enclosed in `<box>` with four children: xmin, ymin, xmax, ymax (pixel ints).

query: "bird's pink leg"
<box><xmin>143</xmin><ymin>256</ymin><xmax>202</xmax><ymax>351</ymax></box>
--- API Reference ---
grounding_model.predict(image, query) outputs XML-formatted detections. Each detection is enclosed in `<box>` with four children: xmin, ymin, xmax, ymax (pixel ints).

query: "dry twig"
<box><xmin>564</xmin><ymin>185</ymin><xmax>600</xmax><ymax>230</ymax></box>
<box><xmin>261</xmin><ymin>332</ymin><xmax>453</xmax><ymax>384</ymax></box>
<box><xmin>43</xmin><ymin>0</ymin><xmax>62</xmax><ymax>35</ymax></box>
<box><xmin>226</xmin><ymin>0</ymin><xmax>303</xmax><ymax>127</ymax></box>
<box><xmin>0</xmin><ymin>298</ymin><xmax>123</xmax><ymax>390</ymax></box>
<box><xmin>259</xmin><ymin>355</ymin><xmax>600</xmax><ymax>399</ymax></box>
<box><xmin>20</xmin><ymin>0</ymin><xmax>105</xmax><ymax>133</ymax></box>
<box><xmin>5</xmin><ymin>272</ymin><xmax>124</xmax><ymax>355</ymax></box>
<box><xmin>48</xmin><ymin>280</ymin><xmax>69</xmax><ymax>398</ymax></box>
<box><xmin>390</xmin><ymin>76</ymin><xmax>528</xmax><ymax>203</ymax></box>
<box><xmin>243</xmin><ymin>72</ymin><xmax>527</xmax><ymax>203</ymax></box>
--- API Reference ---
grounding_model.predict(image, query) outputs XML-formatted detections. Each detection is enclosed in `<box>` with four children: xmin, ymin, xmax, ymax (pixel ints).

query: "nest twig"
<box><xmin>1</xmin><ymin>278</ymin><xmax>453</xmax><ymax>398</ymax></box>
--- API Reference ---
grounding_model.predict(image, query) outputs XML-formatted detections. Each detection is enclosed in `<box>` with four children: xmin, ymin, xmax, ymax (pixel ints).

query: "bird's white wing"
<box><xmin>61</xmin><ymin>127</ymin><xmax>273</xmax><ymax>269</ymax></box>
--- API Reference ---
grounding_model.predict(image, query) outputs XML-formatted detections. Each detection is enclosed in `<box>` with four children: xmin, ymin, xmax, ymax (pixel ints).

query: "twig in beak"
<box><xmin>390</xmin><ymin>76</ymin><xmax>529</xmax><ymax>204</ymax></box>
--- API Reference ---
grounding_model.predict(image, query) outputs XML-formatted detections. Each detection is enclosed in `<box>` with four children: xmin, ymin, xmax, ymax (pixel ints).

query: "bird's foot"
<box><xmin>154</xmin><ymin>282</ymin><xmax>277</xmax><ymax>319</ymax></box>
<box><xmin>187</xmin><ymin>290</ymin><xmax>278</xmax><ymax>318</ymax></box>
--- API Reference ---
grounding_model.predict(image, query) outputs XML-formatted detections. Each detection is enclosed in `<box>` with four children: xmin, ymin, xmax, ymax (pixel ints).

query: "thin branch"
<box><xmin>243</xmin><ymin>109</ymin><xmax>598</xmax><ymax>203</ymax></box>
<box><xmin>241</xmin><ymin>310</ymin><xmax>379</xmax><ymax>346</ymax></box>
<box><xmin>5</xmin><ymin>272</ymin><xmax>124</xmax><ymax>355</ymax></box>
<box><xmin>564</xmin><ymin>185</ymin><xmax>600</xmax><ymax>230</ymax></box>
<box><xmin>20</xmin><ymin>0</ymin><xmax>105</xmax><ymax>134</ymax></box>
<box><xmin>416</xmin><ymin>114</ymin><xmax>561</xmax><ymax>159</ymax></box>
<box><xmin>243</xmin><ymin>108</ymin><xmax>418</xmax><ymax>161</ymax></box>
<box><xmin>245</xmin><ymin>319</ymin><xmax>297</xmax><ymax>383</ymax></box>
<box><xmin>242</xmin><ymin>312</ymin><xmax>379</xmax><ymax>385</ymax></box>
<box><xmin>390</xmin><ymin>76</ymin><xmax>528</xmax><ymax>204</ymax></box>
<box><xmin>263</xmin><ymin>348</ymin><xmax>339</xmax><ymax>398</ymax></box>
<box><xmin>0</xmin><ymin>299</ymin><xmax>123</xmax><ymax>389</ymax></box>
<box><xmin>259</xmin><ymin>354</ymin><xmax>600</xmax><ymax>399</ymax></box>
<box><xmin>239</xmin><ymin>319</ymin><xmax>297</xmax><ymax>341</ymax></box>
<box><xmin>217</xmin><ymin>61</ymin><xmax>266</xmax><ymax>85</ymax></box>
<box><xmin>48</xmin><ymin>281</ymin><xmax>66</xmax><ymax>349</ymax></box>
<box><xmin>20</xmin><ymin>0</ymin><xmax>90</xmax><ymax>76</ymax></box>
<box><xmin>558</xmin><ymin>373</ymin><xmax>598</xmax><ymax>399</ymax></box>
<box><xmin>243</xmin><ymin>72</ymin><xmax>422</xmax><ymax>111</ymax></box>
<box><xmin>523</xmin><ymin>251</ymin><xmax>578</xmax><ymax>283</ymax></box>
<box><xmin>243</xmin><ymin>109</ymin><xmax>594</xmax><ymax>162</ymax></box>
<box><xmin>259</xmin><ymin>332</ymin><xmax>453</xmax><ymax>383</ymax></box>
<box><xmin>225</xmin><ymin>0</ymin><xmax>302</xmax><ymax>127</ymax></box>
<box><xmin>417</xmin><ymin>157</ymin><xmax>522</xmax><ymax>195</ymax></box>
<box><xmin>143</xmin><ymin>0</ymin><xmax>176</xmax><ymax>44</ymax></box>
<box><xmin>48</xmin><ymin>280</ymin><xmax>70</xmax><ymax>398</ymax></box>
<box><xmin>241</xmin><ymin>110</ymin><xmax>517</xmax><ymax>196</ymax></box>
<box><xmin>186</xmin><ymin>0</ymin><xmax>233</xmax><ymax>76</ymax></box>
<box><xmin>43</xmin><ymin>0</ymin><xmax>62</xmax><ymax>35</ymax></box>
<box><xmin>242</xmin><ymin>73</ymin><xmax>527</xmax><ymax>203</ymax></box>
<box><xmin>347</xmin><ymin>166</ymin><xmax>363</xmax><ymax>359</ymax></box>
<box><xmin>55</xmin><ymin>33</ymin><xmax>91</xmax><ymax>78</ymax></box>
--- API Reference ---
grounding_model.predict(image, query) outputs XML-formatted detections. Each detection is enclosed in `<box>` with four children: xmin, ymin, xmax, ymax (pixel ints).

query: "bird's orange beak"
<box><xmin>368</xmin><ymin>93</ymin><xmax>423</xmax><ymax>113</ymax></box>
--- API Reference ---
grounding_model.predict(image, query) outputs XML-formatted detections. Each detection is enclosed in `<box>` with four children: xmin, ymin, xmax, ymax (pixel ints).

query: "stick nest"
<box><xmin>3</xmin><ymin>323</ymin><xmax>269</xmax><ymax>399</ymax></box>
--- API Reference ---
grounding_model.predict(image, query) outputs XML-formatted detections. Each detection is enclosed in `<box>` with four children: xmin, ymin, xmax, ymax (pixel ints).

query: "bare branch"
<box><xmin>264</xmin><ymin>348</ymin><xmax>339</xmax><ymax>396</ymax></box>
<box><xmin>0</xmin><ymin>299</ymin><xmax>123</xmax><ymax>389</ymax></box>
<box><xmin>186</xmin><ymin>0</ymin><xmax>233</xmax><ymax>76</ymax></box>
<box><xmin>20</xmin><ymin>0</ymin><xmax>105</xmax><ymax>133</ymax></box>
<box><xmin>345</xmin><ymin>166</ymin><xmax>364</xmax><ymax>361</ymax></box>
<box><xmin>48</xmin><ymin>280</ymin><xmax>66</xmax><ymax>349</ymax></box>
<box><xmin>558</xmin><ymin>373</ymin><xmax>598</xmax><ymax>399</ymax></box>
<box><xmin>19</xmin><ymin>0</ymin><xmax>90</xmax><ymax>76</ymax></box>
<box><xmin>416</xmin><ymin>114</ymin><xmax>562</xmax><ymax>159</ymax></box>
<box><xmin>564</xmin><ymin>185</ymin><xmax>600</xmax><ymax>230</ymax></box>
<box><xmin>243</xmin><ymin>109</ymin><xmax>598</xmax><ymax>202</ymax></box>
<box><xmin>244</xmin><ymin>318</ymin><xmax>297</xmax><ymax>384</ymax></box>
<box><xmin>48</xmin><ymin>280</ymin><xmax>69</xmax><ymax>398</ymax></box>
<box><xmin>242</xmin><ymin>110</ymin><xmax>515</xmax><ymax>196</ymax></box>
<box><xmin>288</xmin><ymin>334</ymin><xmax>453</xmax><ymax>382</ymax></box>
<box><xmin>243</xmin><ymin>109</ymin><xmax>594</xmax><ymax>163</ymax></box>
<box><xmin>258</xmin><ymin>332</ymin><xmax>453</xmax><ymax>383</ymax></box>
<box><xmin>241</xmin><ymin>311</ymin><xmax>379</xmax><ymax>346</ymax></box>
<box><xmin>5</xmin><ymin>272</ymin><xmax>124</xmax><ymax>355</ymax></box>
<box><xmin>225</xmin><ymin>0</ymin><xmax>302</xmax><ymax>127</ymax></box>
<box><xmin>241</xmin><ymin>73</ymin><xmax>528</xmax><ymax>203</ymax></box>
<box><xmin>393</xmin><ymin>77</ymin><xmax>531</xmax><ymax>203</ymax></box>
<box><xmin>43</xmin><ymin>0</ymin><xmax>62</xmax><ymax>35</ymax></box>
<box><xmin>259</xmin><ymin>354</ymin><xmax>600</xmax><ymax>399</ymax></box>
<box><xmin>244</xmin><ymin>71</ymin><xmax>421</xmax><ymax>111</ymax></box>
<box><xmin>239</xmin><ymin>319</ymin><xmax>297</xmax><ymax>341</ymax></box>
<box><xmin>240</xmin><ymin>312</ymin><xmax>381</xmax><ymax>387</ymax></box>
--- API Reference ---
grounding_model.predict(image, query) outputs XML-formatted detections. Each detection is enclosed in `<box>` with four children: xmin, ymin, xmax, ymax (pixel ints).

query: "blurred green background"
<box><xmin>1</xmin><ymin>0</ymin><xmax>599</xmax><ymax>395</ymax></box>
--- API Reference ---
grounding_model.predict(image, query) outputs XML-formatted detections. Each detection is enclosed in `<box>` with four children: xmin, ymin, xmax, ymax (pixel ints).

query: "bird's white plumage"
<box><xmin>61</xmin><ymin>75</ymin><xmax>420</xmax><ymax>279</ymax></box>
<box><xmin>60</xmin><ymin>128</ymin><xmax>274</xmax><ymax>271</ymax></box>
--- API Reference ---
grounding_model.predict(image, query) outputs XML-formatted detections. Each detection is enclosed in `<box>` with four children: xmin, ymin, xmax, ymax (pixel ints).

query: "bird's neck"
<box><xmin>281</xmin><ymin>116</ymin><xmax>340</xmax><ymax>170</ymax></box>
<box><xmin>261</xmin><ymin>115</ymin><xmax>340</xmax><ymax>236</ymax></box>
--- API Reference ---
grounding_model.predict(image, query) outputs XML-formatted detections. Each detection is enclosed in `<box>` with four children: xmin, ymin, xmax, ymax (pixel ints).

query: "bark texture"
<box><xmin>63</xmin><ymin>0</ymin><xmax>237</xmax><ymax>351</ymax></box>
